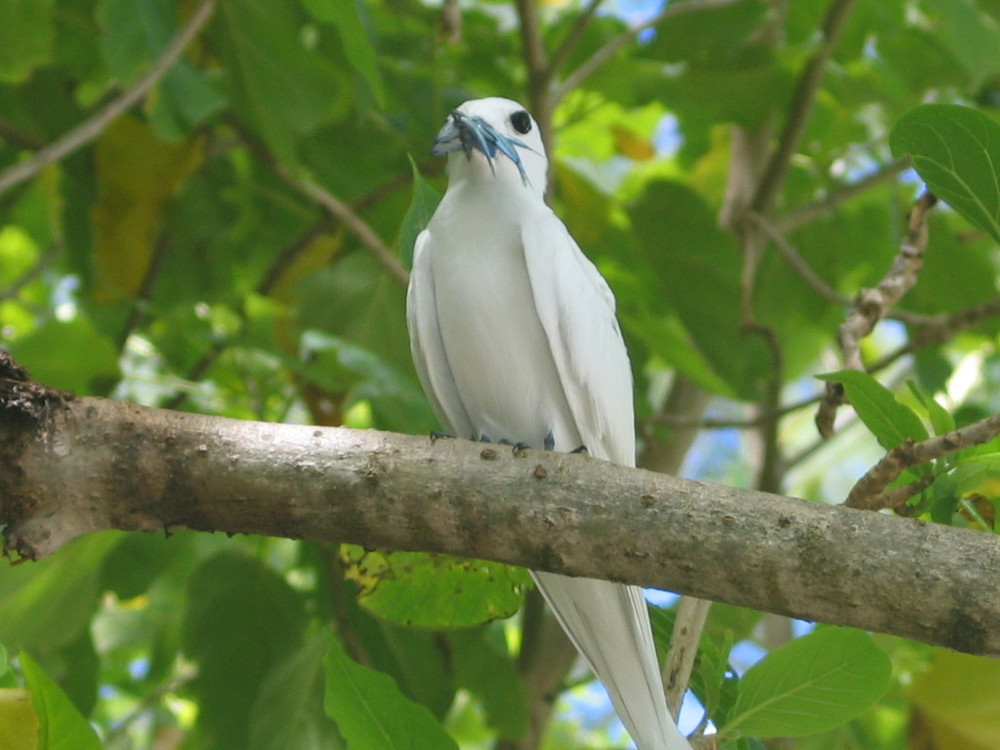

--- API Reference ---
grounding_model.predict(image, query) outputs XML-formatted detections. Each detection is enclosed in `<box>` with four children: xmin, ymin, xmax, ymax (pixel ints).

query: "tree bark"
<box><xmin>2</xmin><ymin>387</ymin><xmax>999</xmax><ymax>656</ymax></box>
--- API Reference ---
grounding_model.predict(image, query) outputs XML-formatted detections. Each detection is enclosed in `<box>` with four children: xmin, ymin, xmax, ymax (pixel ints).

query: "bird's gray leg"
<box><xmin>544</xmin><ymin>430</ymin><xmax>555</xmax><ymax>451</ymax></box>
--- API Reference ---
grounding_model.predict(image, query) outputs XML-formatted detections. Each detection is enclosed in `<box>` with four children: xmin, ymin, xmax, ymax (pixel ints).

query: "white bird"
<box><xmin>407</xmin><ymin>97</ymin><xmax>692</xmax><ymax>750</ymax></box>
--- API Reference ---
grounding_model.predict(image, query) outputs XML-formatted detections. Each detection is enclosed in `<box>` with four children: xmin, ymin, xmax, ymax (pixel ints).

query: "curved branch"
<box><xmin>280</xmin><ymin>171</ymin><xmax>409</xmax><ymax>286</ymax></box>
<box><xmin>816</xmin><ymin>191</ymin><xmax>937</xmax><ymax>437</ymax></box>
<box><xmin>749</xmin><ymin>0</ymin><xmax>859</xmax><ymax>215</ymax></box>
<box><xmin>0</xmin><ymin>0</ymin><xmax>217</xmax><ymax>196</ymax></box>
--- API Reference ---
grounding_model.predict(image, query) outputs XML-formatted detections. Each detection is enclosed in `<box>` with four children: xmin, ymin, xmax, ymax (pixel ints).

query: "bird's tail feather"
<box><xmin>531</xmin><ymin>571</ymin><xmax>692</xmax><ymax>750</ymax></box>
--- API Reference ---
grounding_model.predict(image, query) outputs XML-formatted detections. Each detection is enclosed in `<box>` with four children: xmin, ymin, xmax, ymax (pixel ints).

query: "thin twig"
<box><xmin>283</xmin><ymin>172</ymin><xmax>409</xmax><ymax>286</ymax></box>
<box><xmin>545</xmin><ymin>0</ymin><xmax>606</xmax><ymax>87</ymax></box>
<box><xmin>749</xmin><ymin>0</ymin><xmax>859</xmax><ymax>215</ymax></box>
<box><xmin>751</xmin><ymin>211</ymin><xmax>937</xmax><ymax>327</ymax></box>
<box><xmin>775</xmin><ymin>157</ymin><xmax>910</xmax><ymax>233</ymax></box>
<box><xmin>553</xmin><ymin>0</ymin><xmax>745</xmax><ymax>105</ymax></box>
<box><xmin>648</xmin><ymin>392</ymin><xmax>820</xmax><ymax>430</ymax></box>
<box><xmin>227</xmin><ymin>116</ymin><xmax>409</xmax><ymax>286</ymax></box>
<box><xmin>749</xmin><ymin>212</ymin><xmax>853</xmax><ymax>306</ymax></box>
<box><xmin>663</xmin><ymin>597</ymin><xmax>711</xmax><ymax>720</ymax></box>
<box><xmin>0</xmin><ymin>0</ymin><xmax>217</xmax><ymax>197</ymax></box>
<box><xmin>869</xmin><ymin>295</ymin><xmax>1000</xmax><ymax>371</ymax></box>
<box><xmin>163</xmin><ymin>163</ymin><xmax>423</xmax><ymax>411</ymax></box>
<box><xmin>816</xmin><ymin>191</ymin><xmax>937</xmax><ymax>437</ymax></box>
<box><xmin>845</xmin><ymin>413</ymin><xmax>1000</xmax><ymax>510</ymax></box>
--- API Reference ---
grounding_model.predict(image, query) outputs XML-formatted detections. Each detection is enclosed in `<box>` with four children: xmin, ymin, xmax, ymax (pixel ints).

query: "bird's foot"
<box><xmin>570</xmin><ymin>444</ymin><xmax>588</xmax><ymax>454</ymax></box>
<box><xmin>430</xmin><ymin>431</ymin><xmax>455</xmax><ymax>443</ymax></box>
<box><xmin>497</xmin><ymin>438</ymin><xmax>533</xmax><ymax>456</ymax></box>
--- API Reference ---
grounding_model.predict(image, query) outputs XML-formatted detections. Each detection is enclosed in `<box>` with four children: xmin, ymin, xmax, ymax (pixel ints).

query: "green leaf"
<box><xmin>627</xmin><ymin>181</ymin><xmax>772</xmax><ymax>399</ymax></box>
<box><xmin>213</xmin><ymin>0</ymin><xmax>345</xmax><ymax>163</ymax></box>
<box><xmin>816</xmin><ymin>370</ymin><xmax>929</xmax><ymax>450</ymax></box>
<box><xmin>948</xmin><ymin>455</ymin><xmax>1000</xmax><ymax>498</ymax></box>
<box><xmin>96</xmin><ymin>0</ymin><xmax>225</xmax><ymax>137</ymax></box>
<box><xmin>19</xmin><ymin>652</ymin><xmax>101</xmax><ymax>750</ymax></box>
<box><xmin>910</xmin><ymin>650</ymin><xmax>1000</xmax><ymax>748</ymax></box>
<box><xmin>641</xmin><ymin>0</ymin><xmax>769</xmax><ymax>67</ymax></box>
<box><xmin>182</xmin><ymin>552</ymin><xmax>308</xmax><ymax>748</ymax></box>
<box><xmin>96</xmin><ymin>0</ymin><xmax>168</xmax><ymax>82</ymax></box>
<box><xmin>906</xmin><ymin>381</ymin><xmax>955</xmax><ymax>438</ymax></box>
<box><xmin>449</xmin><ymin>627</ymin><xmax>528</xmax><ymax>739</ymax></box>
<box><xmin>890</xmin><ymin>104</ymin><xmax>1000</xmax><ymax>244</ymax></box>
<box><xmin>398</xmin><ymin>156</ymin><xmax>441</xmax><ymax>270</ymax></box>
<box><xmin>7</xmin><ymin>318</ymin><xmax>120</xmax><ymax>395</ymax></box>
<box><xmin>0</xmin><ymin>0</ymin><xmax>55</xmax><ymax>83</ymax></box>
<box><xmin>923</xmin><ymin>0</ymin><xmax>1000</xmax><ymax>89</ymax></box>
<box><xmin>340</xmin><ymin>547</ymin><xmax>530</xmax><ymax>628</ymax></box>
<box><xmin>303</xmin><ymin>0</ymin><xmax>385</xmax><ymax>106</ymax></box>
<box><xmin>248</xmin><ymin>628</ymin><xmax>339</xmax><ymax>750</ymax></box>
<box><xmin>323</xmin><ymin>630</ymin><xmax>458</xmax><ymax>750</ymax></box>
<box><xmin>0</xmin><ymin>534</ymin><xmax>120</xmax><ymax>654</ymax></box>
<box><xmin>722</xmin><ymin>627</ymin><xmax>891</xmax><ymax>739</ymax></box>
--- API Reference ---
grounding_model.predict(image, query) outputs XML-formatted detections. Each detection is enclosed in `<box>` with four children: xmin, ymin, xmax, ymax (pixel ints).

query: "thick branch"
<box><xmin>2</xmin><ymin>391</ymin><xmax>1000</xmax><ymax>656</ymax></box>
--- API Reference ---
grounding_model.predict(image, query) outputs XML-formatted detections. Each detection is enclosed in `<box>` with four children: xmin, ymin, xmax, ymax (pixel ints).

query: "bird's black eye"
<box><xmin>510</xmin><ymin>110</ymin><xmax>532</xmax><ymax>135</ymax></box>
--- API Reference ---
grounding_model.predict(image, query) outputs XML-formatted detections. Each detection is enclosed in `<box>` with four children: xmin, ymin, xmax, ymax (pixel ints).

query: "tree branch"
<box><xmin>3</xmin><ymin>379</ymin><xmax>1000</xmax><ymax>656</ymax></box>
<box><xmin>774</xmin><ymin>158</ymin><xmax>910</xmax><ymax>233</ymax></box>
<box><xmin>816</xmin><ymin>191</ymin><xmax>937</xmax><ymax>437</ymax></box>
<box><xmin>0</xmin><ymin>0</ymin><xmax>217</xmax><ymax>197</ymax></box>
<box><xmin>845</xmin><ymin>413</ymin><xmax>1000</xmax><ymax>510</ymax></box>
<box><xmin>553</xmin><ymin>0</ymin><xmax>745</xmax><ymax>105</ymax></box>
<box><xmin>227</xmin><ymin>117</ymin><xmax>409</xmax><ymax>287</ymax></box>
<box><xmin>749</xmin><ymin>0</ymin><xmax>859</xmax><ymax>215</ymax></box>
<box><xmin>545</xmin><ymin>0</ymin><xmax>606</xmax><ymax>88</ymax></box>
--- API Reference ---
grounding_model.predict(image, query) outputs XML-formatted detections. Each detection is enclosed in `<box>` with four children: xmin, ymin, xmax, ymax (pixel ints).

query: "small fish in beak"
<box><xmin>432</xmin><ymin>109</ymin><xmax>531</xmax><ymax>185</ymax></box>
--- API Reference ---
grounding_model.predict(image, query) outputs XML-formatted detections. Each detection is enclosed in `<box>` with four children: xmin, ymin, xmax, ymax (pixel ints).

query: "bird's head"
<box><xmin>432</xmin><ymin>97</ymin><xmax>547</xmax><ymax>194</ymax></box>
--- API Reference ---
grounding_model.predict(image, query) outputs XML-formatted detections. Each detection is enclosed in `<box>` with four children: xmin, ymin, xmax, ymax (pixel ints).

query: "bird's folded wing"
<box><xmin>519</xmin><ymin>214</ymin><xmax>635</xmax><ymax>466</ymax></box>
<box><xmin>406</xmin><ymin>229</ymin><xmax>474</xmax><ymax>440</ymax></box>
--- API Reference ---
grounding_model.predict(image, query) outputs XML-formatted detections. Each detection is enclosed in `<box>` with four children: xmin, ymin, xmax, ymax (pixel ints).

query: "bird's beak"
<box><xmin>432</xmin><ymin>110</ymin><xmax>531</xmax><ymax>185</ymax></box>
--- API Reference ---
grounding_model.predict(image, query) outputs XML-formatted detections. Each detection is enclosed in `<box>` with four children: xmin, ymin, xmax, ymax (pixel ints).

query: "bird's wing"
<box><xmin>520</xmin><ymin>210</ymin><xmax>635</xmax><ymax>466</ymax></box>
<box><xmin>521</xmin><ymin>211</ymin><xmax>693</xmax><ymax>750</ymax></box>
<box><xmin>406</xmin><ymin>229</ymin><xmax>475</xmax><ymax>440</ymax></box>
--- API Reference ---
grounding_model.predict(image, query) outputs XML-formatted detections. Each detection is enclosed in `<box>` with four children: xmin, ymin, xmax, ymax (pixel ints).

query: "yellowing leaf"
<box><xmin>910</xmin><ymin>650</ymin><xmax>1000</xmax><ymax>749</ymax></box>
<box><xmin>611</xmin><ymin>123</ymin><xmax>656</xmax><ymax>161</ymax></box>
<box><xmin>90</xmin><ymin>114</ymin><xmax>203</xmax><ymax>302</ymax></box>
<box><xmin>0</xmin><ymin>688</ymin><xmax>38</xmax><ymax>750</ymax></box>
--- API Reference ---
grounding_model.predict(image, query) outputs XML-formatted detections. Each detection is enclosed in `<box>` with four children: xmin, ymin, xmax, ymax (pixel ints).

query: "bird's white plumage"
<box><xmin>407</xmin><ymin>97</ymin><xmax>691</xmax><ymax>750</ymax></box>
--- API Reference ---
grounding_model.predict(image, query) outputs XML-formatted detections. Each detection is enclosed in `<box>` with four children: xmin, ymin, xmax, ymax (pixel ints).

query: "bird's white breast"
<box><xmin>424</xmin><ymin>186</ymin><xmax>579</xmax><ymax>449</ymax></box>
